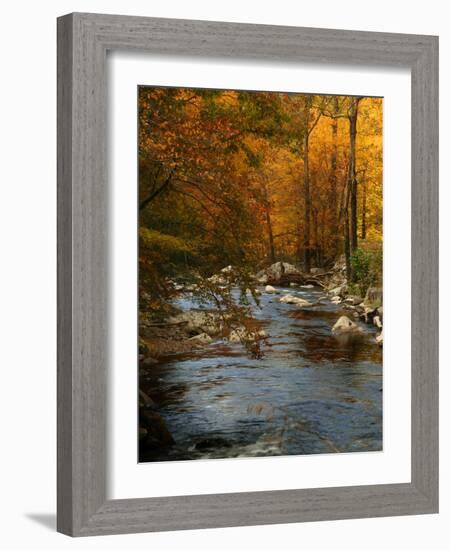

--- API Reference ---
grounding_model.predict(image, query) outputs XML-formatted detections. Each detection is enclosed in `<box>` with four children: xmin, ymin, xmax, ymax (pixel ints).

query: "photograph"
<box><xmin>0</xmin><ymin>1</ymin><xmax>442</xmax><ymax>543</ymax></box>
<box><xmin>138</xmin><ymin>86</ymin><xmax>383</xmax><ymax>462</ymax></box>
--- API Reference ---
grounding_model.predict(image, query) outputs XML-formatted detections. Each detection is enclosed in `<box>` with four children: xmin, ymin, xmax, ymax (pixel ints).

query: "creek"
<box><xmin>140</xmin><ymin>285</ymin><xmax>382</xmax><ymax>461</ymax></box>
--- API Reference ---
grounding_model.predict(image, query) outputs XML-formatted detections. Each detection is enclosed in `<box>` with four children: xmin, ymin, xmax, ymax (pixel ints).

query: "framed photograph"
<box><xmin>57</xmin><ymin>13</ymin><xmax>438</xmax><ymax>536</ymax></box>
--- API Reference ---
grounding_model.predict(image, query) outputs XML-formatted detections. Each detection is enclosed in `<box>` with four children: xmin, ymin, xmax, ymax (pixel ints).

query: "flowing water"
<box><xmin>140</xmin><ymin>286</ymin><xmax>382</xmax><ymax>461</ymax></box>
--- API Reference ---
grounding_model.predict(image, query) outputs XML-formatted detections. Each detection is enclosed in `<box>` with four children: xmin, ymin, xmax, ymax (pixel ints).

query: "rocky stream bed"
<box><xmin>139</xmin><ymin>265</ymin><xmax>383</xmax><ymax>462</ymax></box>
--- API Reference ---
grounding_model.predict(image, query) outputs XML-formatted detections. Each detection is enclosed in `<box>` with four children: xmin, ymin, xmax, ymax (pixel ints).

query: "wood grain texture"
<box><xmin>410</xmin><ymin>36</ymin><xmax>439</xmax><ymax>506</ymax></box>
<box><xmin>57</xmin><ymin>12</ymin><xmax>439</xmax><ymax>537</ymax></box>
<box><xmin>57</xmin><ymin>13</ymin><xmax>74</xmax><ymax>535</ymax></box>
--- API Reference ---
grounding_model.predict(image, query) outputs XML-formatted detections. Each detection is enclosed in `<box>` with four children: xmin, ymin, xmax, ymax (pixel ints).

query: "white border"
<box><xmin>107</xmin><ymin>52</ymin><xmax>411</xmax><ymax>499</ymax></box>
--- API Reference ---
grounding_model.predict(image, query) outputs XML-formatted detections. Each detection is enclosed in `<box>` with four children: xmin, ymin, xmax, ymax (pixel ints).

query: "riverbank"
<box><xmin>139</xmin><ymin>272</ymin><xmax>383</xmax><ymax>462</ymax></box>
<box><xmin>139</xmin><ymin>260</ymin><xmax>383</xmax><ymax>366</ymax></box>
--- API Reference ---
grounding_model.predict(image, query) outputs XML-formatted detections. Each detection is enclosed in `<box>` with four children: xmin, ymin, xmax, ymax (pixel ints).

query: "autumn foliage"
<box><xmin>139</xmin><ymin>87</ymin><xmax>382</xmax><ymax>308</ymax></box>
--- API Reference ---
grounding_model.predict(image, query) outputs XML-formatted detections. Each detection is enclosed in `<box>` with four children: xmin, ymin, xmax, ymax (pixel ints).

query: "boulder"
<box><xmin>189</xmin><ymin>332</ymin><xmax>213</xmax><ymax>344</ymax></box>
<box><xmin>376</xmin><ymin>331</ymin><xmax>383</xmax><ymax>346</ymax></box>
<box><xmin>301</xmin><ymin>284</ymin><xmax>315</xmax><ymax>289</ymax></box>
<box><xmin>377</xmin><ymin>306</ymin><xmax>383</xmax><ymax>322</ymax></box>
<box><xmin>171</xmin><ymin>311</ymin><xmax>222</xmax><ymax>336</ymax></box>
<box><xmin>256</xmin><ymin>262</ymin><xmax>302</xmax><ymax>284</ymax></box>
<box><xmin>344</xmin><ymin>295</ymin><xmax>364</xmax><ymax>306</ymax></box>
<box><xmin>229</xmin><ymin>327</ymin><xmax>247</xmax><ymax>343</ymax></box>
<box><xmin>373</xmin><ymin>315</ymin><xmax>382</xmax><ymax>329</ymax></box>
<box><xmin>332</xmin><ymin>315</ymin><xmax>363</xmax><ymax>335</ymax></box>
<box><xmin>265</xmin><ymin>285</ymin><xmax>278</xmax><ymax>294</ymax></box>
<box><xmin>279</xmin><ymin>294</ymin><xmax>312</xmax><ymax>307</ymax></box>
<box><xmin>329</xmin><ymin>286</ymin><xmax>343</xmax><ymax>297</ymax></box>
<box><xmin>207</xmin><ymin>265</ymin><xmax>235</xmax><ymax>285</ymax></box>
<box><xmin>331</xmin><ymin>296</ymin><xmax>342</xmax><ymax>304</ymax></box>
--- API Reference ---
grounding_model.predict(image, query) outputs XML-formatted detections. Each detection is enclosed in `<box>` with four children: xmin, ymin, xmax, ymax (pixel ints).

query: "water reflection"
<box><xmin>140</xmin><ymin>285</ymin><xmax>382</xmax><ymax>462</ymax></box>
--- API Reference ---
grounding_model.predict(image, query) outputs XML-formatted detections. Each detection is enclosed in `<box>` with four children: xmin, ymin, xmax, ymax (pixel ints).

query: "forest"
<box><xmin>138</xmin><ymin>86</ymin><xmax>383</xmax><ymax>461</ymax></box>
<box><xmin>139</xmin><ymin>87</ymin><xmax>382</xmax><ymax>322</ymax></box>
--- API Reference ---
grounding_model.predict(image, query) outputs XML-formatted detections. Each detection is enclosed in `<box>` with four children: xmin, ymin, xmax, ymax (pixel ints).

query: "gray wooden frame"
<box><xmin>57</xmin><ymin>12</ymin><xmax>439</xmax><ymax>537</ymax></box>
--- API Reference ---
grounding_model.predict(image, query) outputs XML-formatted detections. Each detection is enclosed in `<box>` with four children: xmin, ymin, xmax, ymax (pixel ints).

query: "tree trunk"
<box><xmin>320</xmin><ymin>206</ymin><xmax>326</xmax><ymax>266</ymax></box>
<box><xmin>266</xmin><ymin>208</ymin><xmax>276</xmax><ymax>264</ymax></box>
<box><xmin>303</xmin><ymin>130</ymin><xmax>311</xmax><ymax>273</ymax></box>
<box><xmin>348</xmin><ymin>98</ymin><xmax>360</xmax><ymax>253</ymax></box>
<box><xmin>296</xmin><ymin>219</ymin><xmax>302</xmax><ymax>263</ymax></box>
<box><xmin>330</xmin><ymin>97</ymin><xmax>339</xmax><ymax>226</ymax></box>
<box><xmin>343</xmin><ymin>174</ymin><xmax>352</xmax><ymax>280</ymax></box>
<box><xmin>344</xmin><ymin>210</ymin><xmax>351</xmax><ymax>279</ymax></box>
<box><xmin>312</xmin><ymin>206</ymin><xmax>319</xmax><ymax>267</ymax></box>
<box><xmin>361</xmin><ymin>173</ymin><xmax>367</xmax><ymax>240</ymax></box>
<box><xmin>262</xmin><ymin>180</ymin><xmax>276</xmax><ymax>264</ymax></box>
